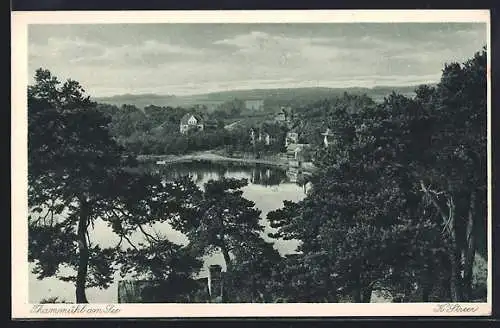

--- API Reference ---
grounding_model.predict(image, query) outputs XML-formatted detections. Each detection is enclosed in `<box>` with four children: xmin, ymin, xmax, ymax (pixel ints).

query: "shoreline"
<box><xmin>136</xmin><ymin>151</ymin><xmax>289</xmax><ymax>168</ymax></box>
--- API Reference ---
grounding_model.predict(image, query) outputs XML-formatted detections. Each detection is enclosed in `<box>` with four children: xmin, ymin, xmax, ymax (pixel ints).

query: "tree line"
<box><xmin>266</xmin><ymin>47</ymin><xmax>487</xmax><ymax>302</ymax></box>
<box><xmin>28</xmin><ymin>47</ymin><xmax>487</xmax><ymax>303</ymax></box>
<box><xmin>96</xmin><ymin>100</ymin><xmax>288</xmax><ymax>157</ymax></box>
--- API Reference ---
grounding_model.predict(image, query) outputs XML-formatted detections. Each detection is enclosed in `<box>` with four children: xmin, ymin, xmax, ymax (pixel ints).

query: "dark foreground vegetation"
<box><xmin>28</xmin><ymin>47</ymin><xmax>487</xmax><ymax>303</ymax></box>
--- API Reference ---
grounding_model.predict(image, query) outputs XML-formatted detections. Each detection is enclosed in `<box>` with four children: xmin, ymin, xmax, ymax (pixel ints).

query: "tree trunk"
<box><xmin>361</xmin><ymin>285</ymin><xmax>373</xmax><ymax>303</ymax></box>
<box><xmin>421</xmin><ymin>263</ymin><xmax>433</xmax><ymax>302</ymax></box>
<box><xmin>352</xmin><ymin>288</ymin><xmax>362</xmax><ymax>303</ymax></box>
<box><xmin>449</xmin><ymin>252</ymin><xmax>463</xmax><ymax>301</ymax></box>
<box><xmin>462</xmin><ymin>191</ymin><xmax>477</xmax><ymax>301</ymax></box>
<box><xmin>351</xmin><ymin>274</ymin><xmax>362</xmax><ymax>302</ymax></box>
<box><xmin>419</xmin><ymin>181</ymin><xmax>462</xmax><ymax>300</ymax></box>
<box><xmin>220</xmin><ymin>238</ymin><xmax>232</xmax><ymax>302</ymax></box>
<box><xmin>422</xmin><ymin>285</ymin><xmax>430</xmax><ymax>302</ymax></box>
<box><xmin>76</xmin><ymin>198</ymin><xmax>90</xmax><ymax>303</ymax></box>
<box><xmin>421</xmin><ymin>275</ymin><xmax>433</xmax><ymax>302</ymax></box>
<box><xmin>220</xmin><ymin>241</ymin><xmax>232</xmax><ymax>273</ymax></box>
<box><xmin>448</xmin><ymin>209</ymin><xmax>464</xmax><ymax>302</ymax></box>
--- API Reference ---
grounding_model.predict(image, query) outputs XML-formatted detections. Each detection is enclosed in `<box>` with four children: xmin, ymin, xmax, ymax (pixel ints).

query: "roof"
<box><xmin>180</xmin><ymin>113</ymin><xmax>203</xmax><ymax>125</ymax></box>
<box><xmin>286</xmin><ymin>143</ymin><xmax>303</xmax><ymax>152</ymax></box>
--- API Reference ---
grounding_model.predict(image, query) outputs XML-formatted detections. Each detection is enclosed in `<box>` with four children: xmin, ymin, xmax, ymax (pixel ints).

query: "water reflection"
<box><xmin>29</xmin><ymin>160</ymin><xmax>306</xmax><ymax>303</ymax></box>
<box><xmin>155</xmin><ymin>160</ymin><xmax>289</xmax><ymax>187</ymax></box>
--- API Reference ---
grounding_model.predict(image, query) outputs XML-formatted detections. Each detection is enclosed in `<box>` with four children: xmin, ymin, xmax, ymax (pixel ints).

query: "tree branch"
<box><xmin>442</xmin><ymin>196</ymin><xmax>455</xmax><ymax>234</ymax></box>
<box><xmin>137</xmin><ymin>224</ymin><xmax>159</xmax><ymax>243</ymax></box>
<box><xmin>419</xmin><ymin>180</ymin><xmax>452</xmax><ymax>234</ymax></box>
<box><xmin>111</xmin><ymin>206</ymin><xmax>158</xmax><ymax>243</ymax></box>
<box><xmin>86</xmin><ymin>229</ymin><xmax>92</xmax><ymax>248</ymax></box>
<box><xmin>30</xmin><ymin>206</ymin><xmax>53</xmax><ymax>226</ymax></box>
<box><xmin>122</xmin><ymin>234</ymin><xmax>138</xmax><ymax>251</ymax></box>
<box><xmin>116</xmin><ymin>235</ymin><xmax>123</xmax><ymax>249</ymax></box>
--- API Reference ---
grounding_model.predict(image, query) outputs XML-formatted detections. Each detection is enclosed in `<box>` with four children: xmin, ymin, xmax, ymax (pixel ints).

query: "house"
<box><xmin>118</xmin><ymin>265</ymin><xmax>225</xmax><ymax>303</ymax></box>
<box><xmin>286</xmin><ymin>143</ymin><xmax>312</xmax><ymax>163</ymax></box>
<box><xmin>274</xmin><ymin>112</ymin><xmax>286</xmax><ymax>122</ymax></box>
<box><xmin>180</xmin><ymin>113</ymin><xmax>204</xmax><ymax>134</ymax></box>
<box><xmin>275</xmin><ymin>106</ymin><xmax>293</xmax><ymax>124</ymax></box>
<box><xmin>286</xmin><ymin>143</ymin><xmax>302</xmax><ymax>161</ymax></box>
<box><xmin>285</xmin><ymin>132</ymin><xmax>299</xmax><ymax>147</ymax></box>
<box><xmin>250</xmin><ymin>128</ymin><xmax>256</xmax><ymax>145</ymax></box>
<box><xmin>250</xmin><ymin>128</ymin><xmax>273</xmax><ymax>146</ymax></box>
<box><xmin>286</xmin><ymin>166</ymin><xmax>299</xmax><ymax>183</ymax></box>
<box><xmin>263</xmin><ymin>132</ymin><xmax>271</xmax><ymax>146</ymax></box>
<box><xmin>257</xmin><ymin>130</ymin><xmax>272</xmax><ymax>145</ymax></box>
<box><xmin>286</xmin><ymin>143</ymin><xmax>308</xmax><ymax>161</ymax></box>
<box><xmin>244</xmin><ymin>99</ymin><xmax>264</xmax><ymax>111</ymax></box>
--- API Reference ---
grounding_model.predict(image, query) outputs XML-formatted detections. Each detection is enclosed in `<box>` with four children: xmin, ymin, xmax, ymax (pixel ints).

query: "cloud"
<box><xmin>28</xmin><ymin>24</ymin><xmax>487</xmax><ymax>97</ymax></box>
<box><xmin>29</xmin><ymin>37</ymin><xmax>205</xmax><ymax>68</ymax></box>
<box><xmin>29</xmin><ymin>37</ymin><xmax>104</xmax><ymax>62</ymax></box>
<box><xmin>79</xmin><ymin>39</ymin><xmax>203</xmax><ymax>64</ymax></box>
<box><xmin>213</xmin><ymin>31</ymin><xmax>349</xmax><ymax>63</ymax></box>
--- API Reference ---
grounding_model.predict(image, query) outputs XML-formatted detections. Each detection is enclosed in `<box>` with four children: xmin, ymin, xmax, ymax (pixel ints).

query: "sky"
<box><xmin>28</xmin><ymin>23</ymin><xmax>487</xmax><ymax>97</ymax></box>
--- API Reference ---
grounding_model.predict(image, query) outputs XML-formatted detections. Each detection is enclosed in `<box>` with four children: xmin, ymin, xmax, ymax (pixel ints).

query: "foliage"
<box><xmin>28</xmin><ymin>47</ymin><xmax>487</xmax><ymax>304</ymax></box>
<box><xmin>39</xmin><ymin>296</ymin><xmax>70</xmax><ymax>304</ymax></box>
<box><xmin>28</xmin><ymin>69</ymin><xmax>202</xmax><ymax>303</ymax></box>
<box><xmin>266</xmin><ymin>48</ymin><xmax>487</xmax><ymax>302</ymax></box>
<box><xmin>471</xmin><ymin>254</ymin><xmax>487</xmax><ymax>301</ymax></box>
<box><xmin>225</xmin><ymin>237</ymin><xmax>282</xmax><ymax>302</ymax></box>
<box><xmin>116</xmin><ymin>238</ymin><xmax>203</xmax><ymax>303</ymax></box>
<box><xmin>166</xmin><ymin>177</ymin><xmax>275</xmax><ymax>301</ymax></box>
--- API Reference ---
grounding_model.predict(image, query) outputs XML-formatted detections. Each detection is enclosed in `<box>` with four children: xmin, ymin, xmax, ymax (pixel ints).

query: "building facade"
<box><xmin>180</xmin><ymin>113</ymin><xmax>204</xmax><ymax>134</ymax></box>
<box><xmin>244</xmin><ymin>99</ymin><xmax>264</xmax><ymax>111</ymax></box>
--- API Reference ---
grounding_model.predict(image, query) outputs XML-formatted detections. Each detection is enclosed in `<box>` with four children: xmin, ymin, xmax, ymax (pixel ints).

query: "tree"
<box><xmin>28</xmin><ymin>68</ymin><xmax>123</xmax><ymax>303</ymax></box>
<box><xmin>267</xmin><ymin>93</ymin><xmax>450</xmax><ymax>303</ymax></box>
<box><xmin>108</xmin><ymin>104</ymin><xmax>151</xmax><ymax>138</ymax></box>
<box><xmin>216</xmin><ymin>98</ymin><xmax>245</xmax><ymax>117</ymax></box>
<box><xmin>226</xmin><ymin>237</ymin><xmax>282</xmax><ymax>302</ymax></box>
<box><xmin>290</xmin><ymin>93</ymin><xmax>376</xmax><ymax>147</ymax></box>
<box><xmin>117</xmin><ymin>238</ymin><xmax>203</xmax><ymax>302</ymax></box>
<box><xmin>413</xmin><ymin>48</ymin><xmax>487</xmax><ymax>301</ymax></box>
<box><xmin>267</xmin><ymin>48</ymin><xmax>487</xmax><ymax>303</ymax></box>
<box><xmin>169</xmin><ymin>177</ymin><xmax>267</xmax><ymax>301</ymax></box>
<box><xmin>27</xmin><ymin>69</ymin><xmax>195</xmax><ymax>303</ymax></box>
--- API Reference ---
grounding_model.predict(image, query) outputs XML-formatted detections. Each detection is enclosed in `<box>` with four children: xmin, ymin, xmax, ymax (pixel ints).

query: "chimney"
<box><xmin>208</xmin><ymin>264</ymin><xmax>223</xmax><ymax>302</ymax></box>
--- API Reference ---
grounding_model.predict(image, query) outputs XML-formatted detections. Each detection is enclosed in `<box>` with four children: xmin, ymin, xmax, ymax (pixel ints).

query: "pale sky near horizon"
<box><xmin>28</xmin><ymin>23</ymin><xmax>487</xmax><ymax>97</ymax></box>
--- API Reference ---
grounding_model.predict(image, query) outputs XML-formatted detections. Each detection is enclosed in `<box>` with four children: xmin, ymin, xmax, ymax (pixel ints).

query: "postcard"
<box><xmin>11</xmin><ymin>9</ymin><xmax>491</xmax><ymax>318</ymax></box>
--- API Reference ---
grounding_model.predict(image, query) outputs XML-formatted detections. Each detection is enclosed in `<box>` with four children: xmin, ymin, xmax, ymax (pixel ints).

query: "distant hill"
<box><xmin>93</xmin><ymin>85</ymin><xmax>426</xmax><ymax>110</ymax></box>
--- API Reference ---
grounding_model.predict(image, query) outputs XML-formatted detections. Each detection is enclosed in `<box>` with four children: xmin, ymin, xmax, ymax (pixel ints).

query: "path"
<box><xmin>138</xmin><ymin>151</ymin><xmax>288</xmax><ymax>167</ymax></box>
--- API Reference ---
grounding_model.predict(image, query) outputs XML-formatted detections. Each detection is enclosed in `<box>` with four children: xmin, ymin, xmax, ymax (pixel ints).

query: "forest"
<box><xmin>28</xmin><ymin>47</ymin><xmax>487</xmax><ymax>303</ymax></box>
<box><xmin>95</xmin><ymin>98</ymin><xmax>289</xmax><ymax>156</ymax></box>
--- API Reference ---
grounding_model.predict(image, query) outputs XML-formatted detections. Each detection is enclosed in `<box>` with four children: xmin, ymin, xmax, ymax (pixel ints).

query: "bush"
<box><xmin>39</xmin><ymin>296</ymin><xmax>69</xmax><ymax>303</ymax></box>
<box><xmin>471</xmin><ymin>254</ymin><xmax>487</xmax><ymax>301</ymax></box>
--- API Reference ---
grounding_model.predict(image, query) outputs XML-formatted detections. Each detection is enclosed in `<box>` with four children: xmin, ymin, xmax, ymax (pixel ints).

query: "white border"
<box><xmin>11</xmin><ymin>10</ymin><xmax>492</xmax><ymax>319</ymax></box>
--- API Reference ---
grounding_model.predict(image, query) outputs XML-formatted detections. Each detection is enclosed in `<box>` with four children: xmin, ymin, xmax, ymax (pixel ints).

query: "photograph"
<box><xmin>11</xmin><ymin>10</ymin><xmax>491</xmax><ymax>318</ymax></box>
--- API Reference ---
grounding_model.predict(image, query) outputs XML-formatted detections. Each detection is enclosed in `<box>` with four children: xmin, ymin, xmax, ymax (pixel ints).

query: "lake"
<box><xmin>29</xmin><ymin>160</ymin><xmax>308</xmax><ymax>303</ymax></box>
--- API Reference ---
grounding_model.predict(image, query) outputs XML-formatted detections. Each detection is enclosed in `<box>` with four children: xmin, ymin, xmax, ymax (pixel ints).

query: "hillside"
<box><xmin>93</xmin><ymin>85</ymin><xmax>423</xmax><ymax>110</ymax></box>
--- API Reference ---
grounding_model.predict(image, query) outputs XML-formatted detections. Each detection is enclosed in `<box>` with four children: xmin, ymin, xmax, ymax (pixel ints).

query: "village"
<box><xmin>170</xmin><ymin>100</ymin><xmax>337</xmax><ymax>184</ymax></box>
<box><xmin>24</xmin><ymin>21</ymin><xmax>488</xmax><ymax>307</ymax></box>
